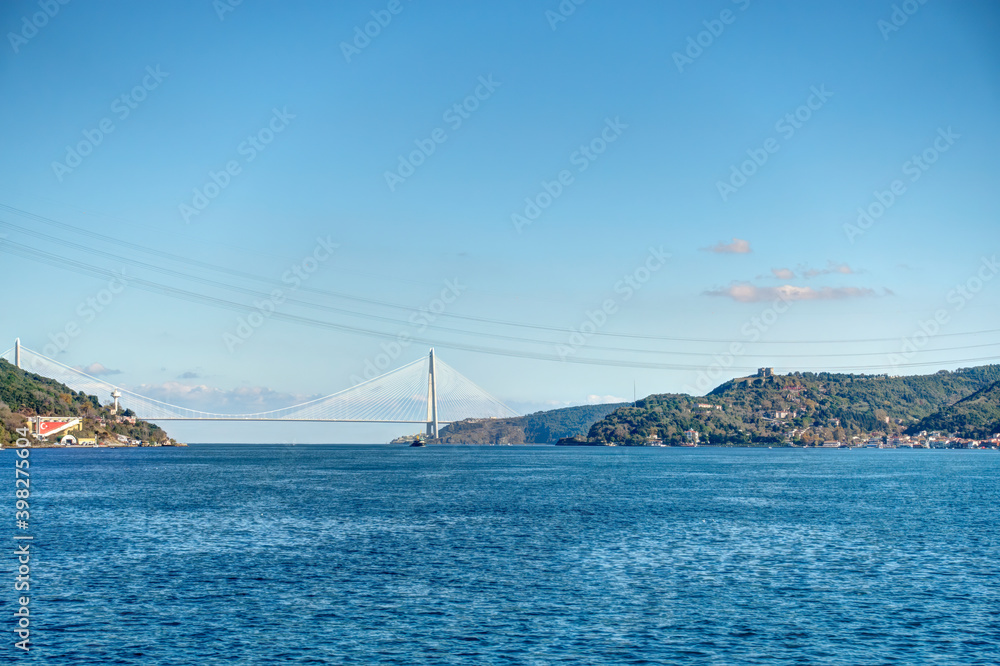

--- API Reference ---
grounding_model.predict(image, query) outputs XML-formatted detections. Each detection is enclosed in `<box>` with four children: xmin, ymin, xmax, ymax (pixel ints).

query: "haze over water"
<box><xmin>14</xmin><ymin>445</ymin><xmax>999</xmax><ymax>664</ymax></box>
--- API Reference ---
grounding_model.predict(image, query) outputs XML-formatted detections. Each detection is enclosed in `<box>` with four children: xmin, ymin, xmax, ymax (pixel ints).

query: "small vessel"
<box><xmin>409</xmin><ymin>440</ymin><xmax>425</xmax><ymax>447</ymax></box>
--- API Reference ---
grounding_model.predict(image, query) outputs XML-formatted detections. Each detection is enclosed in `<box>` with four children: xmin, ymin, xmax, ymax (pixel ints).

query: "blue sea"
<box><xmin>4</xmin><ymin>445</ymin><xmax>999</xmax><ymax>664</ymax></box>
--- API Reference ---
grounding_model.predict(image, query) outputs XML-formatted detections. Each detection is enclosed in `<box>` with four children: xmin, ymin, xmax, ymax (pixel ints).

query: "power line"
<box><xmin>3</xmin><ymin>205</ymin><xmax>997</xmax><ymax>346</ymax></box>
<box><xmin>10</xmin><ymin>345</ymin><xmax>518</xmax><ymax>421</ymax></box>
<box><xmin>2</xmin><ymin>238</ymin><xmax>998</xmax><ymax>373</ymax></box>
<box><xmin>4</xmin><ymin>225</ymin><xmax>999</xmax><ymax>360</ymax></box>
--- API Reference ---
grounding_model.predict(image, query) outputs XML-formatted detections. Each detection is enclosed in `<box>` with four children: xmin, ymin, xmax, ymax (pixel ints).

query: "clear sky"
<box><xmin>1</xmin><ymin>0</ymin><xmax>998</xmax><ymax>442</ymax></box>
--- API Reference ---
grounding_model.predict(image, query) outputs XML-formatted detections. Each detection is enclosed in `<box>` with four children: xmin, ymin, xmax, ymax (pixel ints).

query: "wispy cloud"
<box><xmin>587</xmin><ymin>394</ymin><xmax>628</xmax><ymax>404</ymax></box>
<box><xmin>130</xmin><ymin>382</ymin><xmax>318</xmax><ymax>414</ymax></box>
<box><xmin>702</xmin><ymin>237</ymin><xmax>751</xmax><ymax>254</ymax></box>
<box><xmin>759</xmin><ymin>262</ymin><xmax>858</xmax><ymax>280</ymax></box>
<box><xmin>77</xmin><ymin>362</ymin><xmax>121</xmax><ymax>376</ymax></box>
<box><xmin>705</xmin><ymin>283</ymin><xmax>878</xmax><ymax>303</ymax></box>
<box><xmin>802</xmin><ymin>261</ymin><xmax>856</xmax><ymax>278</ymax></box>
<box><xmin>178</xmin><ymin>371</ymin><xmax>200</xmax><ymax>379</ymax></box>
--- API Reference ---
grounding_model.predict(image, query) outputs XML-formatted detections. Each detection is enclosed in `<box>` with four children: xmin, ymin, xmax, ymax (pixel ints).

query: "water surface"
<box><xmin>5</xmin><ymin>445</ymin><xmax>999</xmax><ymax>664</ymax></box>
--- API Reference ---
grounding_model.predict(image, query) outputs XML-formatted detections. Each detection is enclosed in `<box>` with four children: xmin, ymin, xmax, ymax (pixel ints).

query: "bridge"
<box><xmin>1</xmin><ymin>341</ymin><xmax>518</xmax><ymax>438</ymax></box>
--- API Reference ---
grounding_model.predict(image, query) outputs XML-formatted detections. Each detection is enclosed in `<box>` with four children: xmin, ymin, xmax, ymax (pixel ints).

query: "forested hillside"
<box><xmin>587</xmin><ymin>366</ymin><xmax>1000</xmax><ymax>446</ymax></box>
<box><xmin>438</xmin><ymin>402</ymin><xmax>625</xmax><ymax>444</ymax></box>
<box><xmin>0</xmin><ymin>359</ymin><xmax>174</xmax><ymax>447</ymax></box>
<box><xmin>909</xmin><ymin>380</ymin><xmax>1000</xmax><ymax>439</ymax></box>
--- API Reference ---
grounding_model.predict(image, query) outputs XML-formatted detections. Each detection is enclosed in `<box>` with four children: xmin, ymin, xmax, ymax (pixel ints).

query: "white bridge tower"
<box><xmin>426</xmin><ymin>348</ymin><xmax>439</xmax><ymax>439</ymax></box>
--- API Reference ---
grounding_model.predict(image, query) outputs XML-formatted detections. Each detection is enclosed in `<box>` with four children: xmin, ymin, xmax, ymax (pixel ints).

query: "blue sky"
<box><xmin>1</xmin><ymin>0</ymin><xmax>998</xmax><ymax>442</ymax></box>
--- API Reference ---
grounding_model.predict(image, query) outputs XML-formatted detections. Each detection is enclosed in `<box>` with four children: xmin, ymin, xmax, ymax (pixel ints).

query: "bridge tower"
<box><xmin>426</xmin><ymin>348</ymin><xmax>439</xmax><ymax>439</ymax></box>
<box><xmin>14</xmin><ymin>338</ymin><xmax>20</xmax><ymax>369</ymax></box>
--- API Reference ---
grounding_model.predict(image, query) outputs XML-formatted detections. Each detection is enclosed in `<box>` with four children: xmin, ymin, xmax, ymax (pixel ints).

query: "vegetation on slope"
<box><xmin>908</xmin><ymin>379</ymin><xmax>1000</xmax><ymax>439</ymax></box>
<box><xmin>0</xmin><ymin>359</ymin><xmax>174</xmax><ymax>447</ymax></box>
<box><xmin>586</xmin><ymin>366</ymin><xmax>1000</xmax><ymax>446</ymax></box>
<box><xmin>437</xmin><ymin>402</ymin><xmax>626</xmax><ymax>445</ymax></box>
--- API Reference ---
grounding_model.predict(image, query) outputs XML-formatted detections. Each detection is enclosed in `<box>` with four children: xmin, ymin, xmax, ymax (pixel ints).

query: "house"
<box><xmin>683</xmin><ymin>429</ymin><xmax>699</xmax><ymax>445</ymax></box>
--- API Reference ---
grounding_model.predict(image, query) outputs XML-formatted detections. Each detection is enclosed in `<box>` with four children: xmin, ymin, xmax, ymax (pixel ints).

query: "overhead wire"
<box><xmin>2</xmin><ymin>237</ymin><xmax>998</xmax><ymax>372</ymax></box>
<box><xmin>3</xmin><ymin>204</ymin><xmax>998</xmax><ymax>346</ymax></box>
<box><xmin>2</xmin><ymin>233</ymin><xmax>999</xmax><ymax>362</ymax></box>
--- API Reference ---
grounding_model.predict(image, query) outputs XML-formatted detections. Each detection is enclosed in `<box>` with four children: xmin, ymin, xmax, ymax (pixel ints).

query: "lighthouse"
<box><xmin>111</xmin><ymin>389</ymin><xmax>121</xmax><ymax>414</ymax></box>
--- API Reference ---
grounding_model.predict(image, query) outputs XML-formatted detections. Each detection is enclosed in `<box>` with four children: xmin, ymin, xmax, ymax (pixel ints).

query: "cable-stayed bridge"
<box><xmin>1</xmin><ymin>342</ymin><xmax>518</xmax><ymax>437</ymax></box>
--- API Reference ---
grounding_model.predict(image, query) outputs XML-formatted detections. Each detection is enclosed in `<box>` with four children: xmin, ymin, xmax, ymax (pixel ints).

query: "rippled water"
<box><xmin>5</xmin><ymin>445</ymin><xmax>999</xmax><ymax>664</ymax></box>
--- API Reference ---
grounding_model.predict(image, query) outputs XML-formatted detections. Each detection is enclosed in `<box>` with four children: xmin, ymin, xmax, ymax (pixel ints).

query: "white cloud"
<box><xmin>587</xmin><ymin>394</ymin><xmax>628</xmax><ymax>404</ymax></box>
<box><xmin>78</xmin><ymin>362</ymin><xmax>121</xmax><ymax>376</ymax></box>
<box><xmin>705</xmin><ymin>282</ymin><xmax>878</xmax><ymax>303</ymax></box>
<box><xmin>771</xmin><ymin>268</ymin><xmax>796</xmax><ymax>279</ymax></box>
<box><xmin>803</xmin><ymin>261</ymin><xmax>856</xmax><ymax>278</ymax></box>
<box><xmin>130</xmin><ymin>382</ymin><xmax>317</xmax><ymax>414</ymax></box>
<box><xmin>702</xmin><ymin>237</ymin><xmax>751</xmax><ymax>254</ymax></box>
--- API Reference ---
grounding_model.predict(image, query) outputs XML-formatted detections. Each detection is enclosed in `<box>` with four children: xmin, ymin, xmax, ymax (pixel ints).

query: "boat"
<box><xmin>409</xmin><ymin>440</ymin><xmax>425</xmax><ymax>447</ymax></box>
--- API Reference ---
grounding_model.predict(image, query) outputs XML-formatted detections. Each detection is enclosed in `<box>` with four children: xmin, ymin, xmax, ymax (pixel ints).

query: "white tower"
<box><xmin>14</xmin><ymin>338</ymin><xmax>20</xmax><ymax>369</ymax></box>
<box><xmin>111</xmin><ymin>389</ymin><xmax>121</xmax><ymax>414</ymax></box>
<box><xmin>425</xmin><ymin>349</ymin><xmax>439</xmax><ymax>439</ymax></box>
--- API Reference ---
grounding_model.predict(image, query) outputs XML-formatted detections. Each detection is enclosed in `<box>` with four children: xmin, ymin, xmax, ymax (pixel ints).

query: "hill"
<box><xmin>0</xmin><ymin>359</ymin><xmax>177</xmax><ymax>447</ymax></box>
<box><xmin>908</xmin><ymin>380</ymin><xmax>1000</xmax><ymax>439</ymax></box>
<box><xmin>437</xmin><ymin>402</ymin><xmax>625</xmax><ymax>445</ymax></box>
<box><xmin>586</xmin><ymin>365</ymin><xmax>1000</xmax><ymax>446</ymax></box>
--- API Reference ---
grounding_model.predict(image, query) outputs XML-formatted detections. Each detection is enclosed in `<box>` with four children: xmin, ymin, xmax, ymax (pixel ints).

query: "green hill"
<box><xmin>586</xmin><ymin>365</ymin><xmax>1000</xmax><ymax>446</ymax></box>
<box><xmin>908</xmin><ymin>380</ymin><xmax>1000</xmax><ymax>439</ymax></box>
<box><xmin>0</xmin><ymin>359</ymin><xmax>176</xmax><ymax>447</ymax></box>
<box><xmin>438</xmin><ymin>402</ymin><xmax>625</xmax><ymax>445</ymax></box>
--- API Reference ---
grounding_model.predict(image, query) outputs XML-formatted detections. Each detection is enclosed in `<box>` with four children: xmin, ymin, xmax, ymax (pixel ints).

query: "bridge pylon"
<box><xmin>2</xmin><ymin>343</ymin><xmax>519</xmax><ymax>424</ymax></box>
<box><xmin>426</xmin><ymin>348</ymin><xmax>439</xmax><ymax>439</ymax></box>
